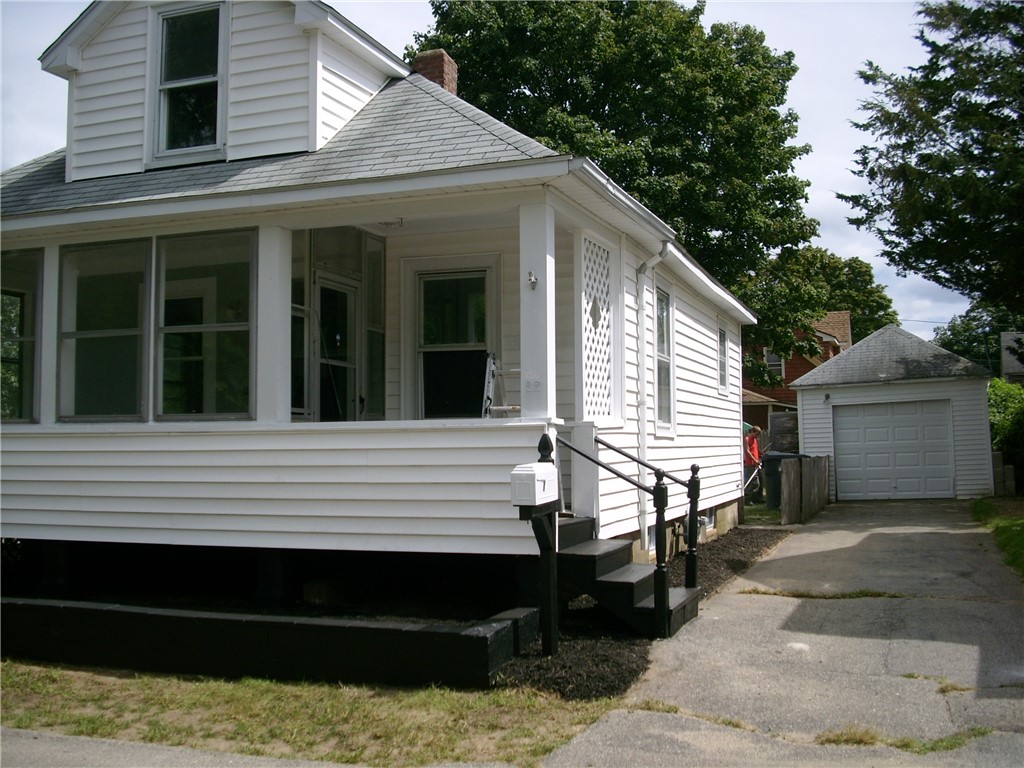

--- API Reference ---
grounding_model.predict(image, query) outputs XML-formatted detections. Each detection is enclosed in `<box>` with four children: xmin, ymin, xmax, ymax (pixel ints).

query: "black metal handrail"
<box><xmin>551</xmin><ymin>433</ymin><xmax>700</xmax><ymax>639</ymax></box>
<box><xmin>594</xmin><ymin>435</ymin><xmax>696</xmax><ymax>491</ymax></box>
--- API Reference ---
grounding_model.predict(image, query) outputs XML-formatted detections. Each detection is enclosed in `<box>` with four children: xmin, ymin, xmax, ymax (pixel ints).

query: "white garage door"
<box><xmin>833</xmin><ymin>400</ymin><xmax>954</xmax><ymax>500</ymax></box>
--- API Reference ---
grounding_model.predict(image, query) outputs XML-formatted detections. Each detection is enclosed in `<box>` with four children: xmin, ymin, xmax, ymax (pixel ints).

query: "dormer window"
<box><xmin>151</xmin><ymin>4</ymin><xmax>226</xmax><ymax>165</ymax></box>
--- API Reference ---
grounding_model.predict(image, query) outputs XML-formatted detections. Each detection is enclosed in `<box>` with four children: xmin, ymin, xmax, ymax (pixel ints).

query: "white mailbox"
<box><xmin>510</xmin><ymin>462</ymin><xmax>559</xmax><ymax>506</ymax></box>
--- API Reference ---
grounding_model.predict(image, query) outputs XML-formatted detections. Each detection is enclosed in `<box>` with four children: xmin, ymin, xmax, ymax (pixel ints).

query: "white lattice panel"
<box><xmin>582</xmin><ymin>237</ymin><xmax>613</xmax><ymax>418</ymax></box>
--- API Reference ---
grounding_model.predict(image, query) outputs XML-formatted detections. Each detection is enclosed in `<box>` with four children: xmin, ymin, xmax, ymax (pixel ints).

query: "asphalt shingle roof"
<box><xmin>1</xmin><ymin>74</ymin><xmax>558</xmax><ymax>218</ymax></box>
<box><xmin>814</xmin><ymin>310</ymin><xmax>852</xmax><ymax>347</ymax></box>
<box><xmin>790</xmin><ymin>324</ymin><xmax>991</xmax><ymax>387</ymax></box>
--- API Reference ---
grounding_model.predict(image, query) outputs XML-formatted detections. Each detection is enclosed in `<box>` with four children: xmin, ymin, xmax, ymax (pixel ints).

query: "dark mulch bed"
<box><xmin>496</xmin><ymin>525</ymin><xmax>790</xmax><ymax>700</ymax></box>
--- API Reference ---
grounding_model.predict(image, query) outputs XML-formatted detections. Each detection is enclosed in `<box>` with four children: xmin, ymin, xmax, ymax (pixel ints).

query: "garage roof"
<box><xmin>790</xmin><ymin>324</ymin><xmax>991</xmax><ymax>388</ymax></box>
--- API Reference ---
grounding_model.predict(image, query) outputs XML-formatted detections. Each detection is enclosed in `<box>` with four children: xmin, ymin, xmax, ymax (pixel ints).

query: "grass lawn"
<box><xmin>0</xmin><ymin>661</ymin><xmax>625</xmax><ymax>767</ymax></box>
<box><xmin>742</xmin><ymin>501</ymin><xmax>780</xmax><ymax>524</ymax></box>
<box><xmin>970</xmin><ymin>496</ymin><xmax>1024</xmax><ymax>576</ymax></box>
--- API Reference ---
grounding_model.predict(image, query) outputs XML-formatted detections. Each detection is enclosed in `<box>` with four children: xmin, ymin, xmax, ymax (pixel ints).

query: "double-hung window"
<box><xmin>155</xmin><ymin>5</ymin><xmax>223</xmax><ymax>161</ymax></box>
<box><xmin>718</xmin><ymin>324</ymin><xmax>730</xmax><ymax>393</ymax></box>
<box><xmin>655</xmin><ymin>286</ymin><xmax>673</xmax><ymax>427</ymax></box>
<box><xmin>765</xmin><ymin>348</ymin><xmax>784</xmax><ymax>379</ymax></box>
<box><xmin>419</xmin><ymin>272</ymin><xmax>488</xmax><ymax>418</ymax></box>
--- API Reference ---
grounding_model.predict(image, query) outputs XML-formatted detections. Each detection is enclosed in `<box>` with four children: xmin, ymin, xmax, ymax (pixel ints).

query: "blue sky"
<box><xmin>0</xmin><ymin>0</ymin><xmax>972</xmax><ymax>338</ymax></box>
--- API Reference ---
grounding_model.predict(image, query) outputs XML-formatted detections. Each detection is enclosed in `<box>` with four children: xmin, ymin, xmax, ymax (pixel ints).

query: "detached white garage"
<box><xmin>792</xmin><ymin>326</ymin><xmax>993</xmax><ymax>501</ymax></box>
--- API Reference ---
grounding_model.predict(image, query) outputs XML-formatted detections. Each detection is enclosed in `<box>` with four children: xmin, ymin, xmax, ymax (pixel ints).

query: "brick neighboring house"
<box><xmin>743</xmin><ymin>311</ymin><xmax>853</xmax><ymax>428</ymax></box>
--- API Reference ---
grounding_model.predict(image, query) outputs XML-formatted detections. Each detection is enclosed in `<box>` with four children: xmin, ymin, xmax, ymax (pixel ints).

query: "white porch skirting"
<box><xmin>0</xmin><ymin>420</ymin><xmax>554</xmax><ymax>556</ymax></box>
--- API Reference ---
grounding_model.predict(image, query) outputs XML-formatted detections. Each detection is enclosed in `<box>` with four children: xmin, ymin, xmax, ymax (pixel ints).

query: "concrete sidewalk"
<box><xmin>544</xmin><ymin>500</ymin><xmax>1024</xmax><ymax>766</ymax></box>
<box><xmin>4</xmin><ymin>500</ymin><xmax>1023</xmax><ymax>767</ymax></box>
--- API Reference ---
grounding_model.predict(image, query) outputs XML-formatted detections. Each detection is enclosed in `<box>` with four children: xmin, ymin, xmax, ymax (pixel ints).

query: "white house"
<box><xmin>791</xmin><ymin>325</ymin><xmax>993</xmax><ymax>501</ymax></box>
<box><xmin>1</xmin><ymin>1</ymin><xmax>755</xmax><ymax>597</ymax></box>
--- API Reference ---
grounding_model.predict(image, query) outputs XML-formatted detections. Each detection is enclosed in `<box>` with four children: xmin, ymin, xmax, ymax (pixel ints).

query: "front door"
<box><xmin>316</xmin><ymin>278</ymin><xmax>358</xmax><ymax>421</ymax></box>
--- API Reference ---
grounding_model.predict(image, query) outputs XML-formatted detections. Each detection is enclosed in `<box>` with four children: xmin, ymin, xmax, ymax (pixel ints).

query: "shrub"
<box><xmin>989</xmin><ymin>379</ymin><xmax>1024</xmax><ymax>493</ymax></box>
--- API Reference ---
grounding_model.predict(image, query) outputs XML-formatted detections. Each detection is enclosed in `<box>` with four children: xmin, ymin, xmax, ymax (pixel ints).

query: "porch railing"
<box><xmin>550</xmin><ymin>433</ymin><xmax>701</xmax><ymax>639</ymax></box>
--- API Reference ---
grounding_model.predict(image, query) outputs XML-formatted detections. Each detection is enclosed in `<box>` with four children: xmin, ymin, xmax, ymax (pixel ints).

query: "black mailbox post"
<box><xmin>511</xmin><ymin>435</ymin><xmax>561</xmax><ymax>655</ymax></box>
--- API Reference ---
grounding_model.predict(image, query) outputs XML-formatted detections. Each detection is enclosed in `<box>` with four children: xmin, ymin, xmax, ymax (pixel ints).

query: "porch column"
<box><xmin>255</xmin><ymin>226</ymin><xmax>292</xmax><ymax>423</ymax></box>
<box><xmin>518</xmin><ymin>202</ymin><xmax>557</xmax><ymax>419</ymax></box>
<box><xmin>38</xmin><ymin>245</ymin><xmax>60</xmax><ymax>424</ymax></box>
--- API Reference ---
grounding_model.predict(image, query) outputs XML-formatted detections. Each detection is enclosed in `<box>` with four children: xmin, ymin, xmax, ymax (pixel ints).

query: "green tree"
<box><xmin>737</xmin><ymin>247</ymin><xmax>897</xmax><ymax>383</ymax></box>
<box><xmin>988</xmin><ymin>378</ymin><xmax>1024</xmax><ymax>493</ymax></box>
<box><xmin>932</xmin><ymin>303</ymin><xmax>1024</xmax><ymax>375</ymax></box>
<box><xmin>840</xmin><ymin>0</ymin><xmax>1024</xmax><ymax>314</ymax></box>
<box><xmin>776</xmin><ymin>247</ymin><xmax>899</xmax><ymax>342</ymax></box>
<box><xmin>412</xmin><ymin>0</ymin><xmax>820</xmax><ymax>379</ymax></box>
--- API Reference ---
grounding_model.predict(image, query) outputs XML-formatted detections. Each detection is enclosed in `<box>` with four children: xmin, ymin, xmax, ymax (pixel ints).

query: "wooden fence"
<box><xmin>778</xmin><ymin>455</ymin><xmax>829</xmax><ymax>525</ymax></box>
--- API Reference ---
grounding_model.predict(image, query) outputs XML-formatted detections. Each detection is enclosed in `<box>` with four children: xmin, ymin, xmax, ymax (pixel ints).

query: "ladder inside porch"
<box><xmin>482</xmin><ymin>353</ymin><xmax>521</xmax><ymax>417</ymax></box>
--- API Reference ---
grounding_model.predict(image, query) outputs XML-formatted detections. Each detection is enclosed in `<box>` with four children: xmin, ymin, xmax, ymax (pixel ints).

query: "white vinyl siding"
<box><xmin>0</xmin><ymin>422</ymin><xmax>545</xmax><ymax>556</ymax></box>
<box><xmin>61</xmin><ymin>1</ymin><xmax>392</xmax><ymax>179</ymax></box>
<box><xmin>66</xmin><ymin>4</ymin><xmax>149</xmax><ymax>181</ymax></box>
<box><xmin>227</xmin><ymin>1</ymin><xmax>310</xmax><ymax>160</ymax></box>
<box><xmin>797</xmin><ymin>379</ymin><xmax>994</xmax><ymax>500</ymax></box>
<box><xmin>317</xmin><ymin>36</ymin><xmax>390</xmax><ymax>149</ymax></box>
<box><xmin>593</xmin><ymin>250</ymin><xmax>745</xmax><ymax>539</ymax></box>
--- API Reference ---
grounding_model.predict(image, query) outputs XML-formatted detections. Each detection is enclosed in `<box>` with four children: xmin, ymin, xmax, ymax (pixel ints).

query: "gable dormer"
<box><xmin>40</xmin><ymin>0</ymin><xmax>409</xmax><ymax>182</ymax></box>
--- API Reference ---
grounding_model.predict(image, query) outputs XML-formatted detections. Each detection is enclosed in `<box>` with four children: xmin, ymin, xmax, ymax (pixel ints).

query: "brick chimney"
<box><xmin>412</xmin><ymin>49</ymin><xmax>458</xmax><ymax>95</ymax></box>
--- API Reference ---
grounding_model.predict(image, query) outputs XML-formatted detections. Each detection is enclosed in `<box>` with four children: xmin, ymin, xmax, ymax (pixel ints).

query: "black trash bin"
<box><xmin>762</xmin><ymin>452</ymin><xmax>805</xmax><ymax>510</ymax></box>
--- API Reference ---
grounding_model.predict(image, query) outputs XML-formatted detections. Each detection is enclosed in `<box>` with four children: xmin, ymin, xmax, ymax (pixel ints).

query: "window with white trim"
<box><xmin>656</xmin><ymin>286</ymin><xmax>673</xmax><ymax>426</ymax></box>
<box><xmin>419</xmin><ymin>271</ymin><xmax>488</xmax><ymax>418</ymax></box>
<box><xmin>765</xmin><ymin>348</ymin><xmax>784</xmax><ymax>378</ymax></box>
<box><xmin>154</xmin><ymin>4</ymin><xmax>224</xmax><ymax>162</ymax></box>
<box><xmin>718</xmin><ymin>324</ymin><xmax>729</xmax><ymax>392</ymax></box>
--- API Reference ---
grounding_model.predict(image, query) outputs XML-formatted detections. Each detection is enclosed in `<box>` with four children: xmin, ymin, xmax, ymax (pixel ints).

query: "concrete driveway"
<box><xmin>544</xmin><ymin>500</ymin><xmax>1024</xmax><ymax>766</ymax></box>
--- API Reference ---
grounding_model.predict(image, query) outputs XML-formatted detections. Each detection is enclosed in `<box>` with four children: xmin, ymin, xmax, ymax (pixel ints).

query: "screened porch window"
<box><xmin>59</xmin><ymin>240</ymin><xmax>149</xmax><ymax>419</ymax></box>
<box><xmin>1</xmin><ymin>249</ymin><xmax>42</xmax><ymax>421</ymax></box>
<box><xmin>58</xmin><ymin>230</ymin><xmax>254</xmax><ymax>421</ymax></box>
<box><xmin>158</xmin><ymin>231</ymin><xmax>253</xmax><ymax>417</ymax></box>
<box><xmin>419</xmin><ymin>272</ymin><xmax>487</xmax><ymax>418</ymax></box>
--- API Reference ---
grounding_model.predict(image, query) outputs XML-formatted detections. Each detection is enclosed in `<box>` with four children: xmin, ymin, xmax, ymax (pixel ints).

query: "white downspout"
<box><xmin>635</xmin><ymin>242</ymin><xmax>666</xmax><ymax>550</ymax></box>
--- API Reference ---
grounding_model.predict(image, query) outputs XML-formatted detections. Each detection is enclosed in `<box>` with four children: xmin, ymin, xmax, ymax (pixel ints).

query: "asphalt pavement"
<box><xmin>544</xmin><ymin>499</ymin><xmax>1024</xmax><ymax>766</ymax></box>
<box><xmin>4</xmin><ymin>499</ymin><xmax>1023</xmax><ymax>767</ymax></box>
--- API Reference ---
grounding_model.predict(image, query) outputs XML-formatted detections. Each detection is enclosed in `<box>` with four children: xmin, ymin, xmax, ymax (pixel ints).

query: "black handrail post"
<box><xmin>653</xmin><ymin>468</ymin><xmax>669</xmax><ymax>639</ymax></box>
<box><xmin>685</xmin><ymin>464</ymin><xmax>701</xmax><ymax>590</ymax></box>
